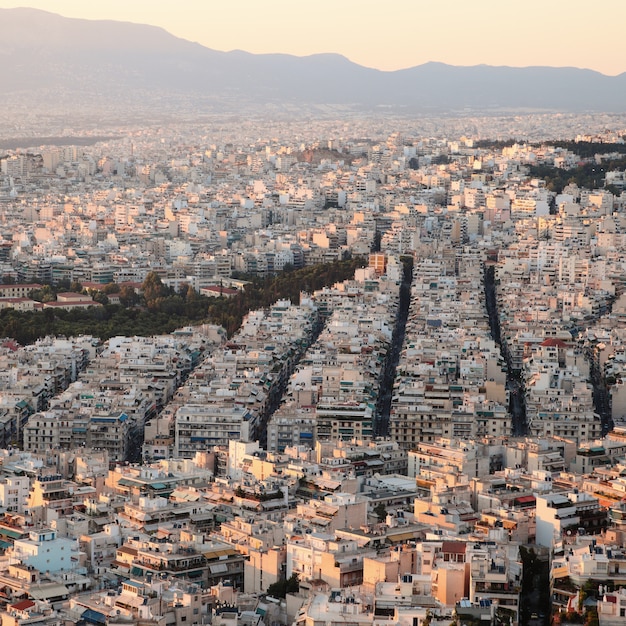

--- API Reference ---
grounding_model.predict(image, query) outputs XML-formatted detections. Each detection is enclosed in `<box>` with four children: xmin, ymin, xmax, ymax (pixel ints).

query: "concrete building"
<box><xmin>11</xmin><ymin>528</ymin><xmax>77</xmax><ymax>573</ymax></box>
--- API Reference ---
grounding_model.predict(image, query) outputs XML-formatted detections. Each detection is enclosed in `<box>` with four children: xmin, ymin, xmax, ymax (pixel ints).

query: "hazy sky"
<box><xmin>1</xmin><ymin>0</ymin><xmax>625</xmax><ymax>75</ymax></box>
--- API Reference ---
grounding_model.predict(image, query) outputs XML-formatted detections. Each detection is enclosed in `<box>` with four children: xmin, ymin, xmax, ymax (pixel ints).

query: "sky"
<box><xmin>0</xmin><ymin>0</ymin><xmax>624</xmax><ymax>76</ymax></box>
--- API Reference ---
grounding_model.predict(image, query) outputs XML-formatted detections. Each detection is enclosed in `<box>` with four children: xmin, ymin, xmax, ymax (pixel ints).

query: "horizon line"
<box><xmin>1</xmin><ymin>6</ymin><xmax>624</xmax><ymax>78</ymax></box>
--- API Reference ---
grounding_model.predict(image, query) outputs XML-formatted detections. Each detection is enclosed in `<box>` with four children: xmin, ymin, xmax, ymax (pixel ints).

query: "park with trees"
<box><xmin>0</xmin><ymin>257</ymin><xmax>366</xmax><ymax>345</ymax></box>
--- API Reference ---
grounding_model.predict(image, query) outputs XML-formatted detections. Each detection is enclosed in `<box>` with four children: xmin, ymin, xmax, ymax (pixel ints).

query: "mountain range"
<box><xmin>1</xmin><ymin>8</ymin><xmax>625</xmax><ymax>116</ymax></box>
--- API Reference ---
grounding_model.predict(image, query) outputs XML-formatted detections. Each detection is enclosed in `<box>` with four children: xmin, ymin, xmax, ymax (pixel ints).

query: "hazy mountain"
<box><xmin>1</xmin><ymin>8</ymin><xmax>625</xmax><ymax>115</ymax></box>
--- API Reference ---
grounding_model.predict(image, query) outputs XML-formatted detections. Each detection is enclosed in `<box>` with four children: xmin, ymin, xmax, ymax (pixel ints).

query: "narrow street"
<box><xmin>484</xmin><ymin>264</ymin><xmax>528</xmax><ymax>436</ymax></box>
<box><xmin>375</xmin><ymin>256</ymin><xmax>413</xmax><ymax>436</ymax></box>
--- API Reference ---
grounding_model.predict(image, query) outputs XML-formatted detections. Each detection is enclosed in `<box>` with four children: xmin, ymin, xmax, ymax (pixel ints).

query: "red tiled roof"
<box><xmin>541</xmin><ymin>338</ymin><xmax>568</xmax><ymax>347</ymax></box>
<box><xmin>441</xmin><ymin>540</ymin><xmax>466</xmax><ymax>554</ymax></box>
<box><xmin>43</xmin><ymin>301</ymin><xmax>102</xmax><ymax>307</ymax></box>
<box><xmin>514</xmin><ymin>495</ymin><xmax>536</xmax><ymax>505</ymax></box>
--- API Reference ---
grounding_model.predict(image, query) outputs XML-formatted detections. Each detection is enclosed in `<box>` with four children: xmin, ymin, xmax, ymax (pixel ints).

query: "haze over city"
<box><xmin>0</xmin><ymin>0</ymin><xmax>625</xmax><ymax>75</ymax></box>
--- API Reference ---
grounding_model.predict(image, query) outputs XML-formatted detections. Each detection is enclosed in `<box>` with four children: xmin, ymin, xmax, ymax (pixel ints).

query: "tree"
<box><xmin>103</xmin><ymin>283</ymin><xmax>121</xmax><ymax>294</ymax></box>
<box><xmin>92</xmin><ymin>291</ymin><xmax>109</xmax><ymax>305</ymax></box>
<box><xmin>179</xmin><ymin>282</ymin><xmax>199</xmax><ymax>302</ymax></box>
<box><xmin>142</xmin><ymin>272</ymin><xmax>168</xmax><ymax>305</ymax></box>
<box><xmin>119</xmin><ymin>285</ymin><xmax>139</xmax><ymax>307</ymax></box>
<box><xmin>286</xmin><ymin>573</ymin><xmax>300</xmax><ymax>594</ymax></box>
<box><xmin>374</xmin><ymin>502</ymin><xmax>387</xmax><ymax>522</ymax></box>
<box><xmin>31</xmin><ymin>285</ymin><xmax>56</xmax><ymax>303</ymax></box>
<box><xmin>267</xmin><ymin>573</ymin><xmax>299</xmax><ymax>598</ymax></box>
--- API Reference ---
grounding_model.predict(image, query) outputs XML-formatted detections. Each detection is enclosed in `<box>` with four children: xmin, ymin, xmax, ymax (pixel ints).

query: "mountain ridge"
<box><xmin>1</xmin><ymin>7</ymin><xmax>625</xmax><ymax>115</ymax></box>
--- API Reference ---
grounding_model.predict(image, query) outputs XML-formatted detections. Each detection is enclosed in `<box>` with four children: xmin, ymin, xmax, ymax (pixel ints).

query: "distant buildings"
<box><xmin>0</xmin><ymin>115</ymin><xmax>626</xmax><ymax>625</ymax></box>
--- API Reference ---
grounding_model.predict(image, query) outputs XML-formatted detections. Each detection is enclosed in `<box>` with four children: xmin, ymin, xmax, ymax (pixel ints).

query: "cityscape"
<box><xmin>1</xmin><ymin>6</ymin><xmax>626</xmax><ymax>626</ymax></box>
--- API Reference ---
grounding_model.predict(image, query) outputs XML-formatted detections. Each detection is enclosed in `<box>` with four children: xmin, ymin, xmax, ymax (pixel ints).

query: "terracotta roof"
<box><xmin>43</xmin><ymin>301</ymin><xmax>102</xmax><ymax>307</ymax></box>
<box><xmin>442</xmin><ymin>540</ymin><xmax>467</xmax><ymax>554</ymax></box>
<box><xmin>0</xmin><ymin>297</ymin><xmax>32</xmax><ymax>302</ymax></box>
<box><xmin>11</xmin><ymin>600</ymin><xmax>35</xmax><ymax>611</ymax></box>
<box><xmin>541</xmin><ymin>338</ymin><xmax>568</xmax><ymax>347</ymax></box>
<box><xmin>514</xmin><ymin>495</ymin><xmax>536</xmax><ymax>505</ymax></box>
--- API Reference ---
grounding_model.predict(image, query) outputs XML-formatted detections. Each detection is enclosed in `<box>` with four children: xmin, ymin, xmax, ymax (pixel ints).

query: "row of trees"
<box><xmin>528</xmin><ymin>155</ymin><xmax>626</xmax><ymax>194</ymax></box>
<box><xmin>0</xmin><ymin>258</ymin><xmax>367</xmax><ymax>345</ymax></box>
<box><xmin>469</xmin><ymin>139</ymin><xmax>626</xmax><ymax>195</ymax></box>
<box><xmin>546</xmin><ymin>140</ymin><xmax>626</xmax><ymax>159</ymax></box>
<box><xmin>207</xmin><ymin>257</ymin><xmax>366</xmax><ymax>336</ymax></box>
<box><xmin>475</xmin><ymin>139</ymin><xmax>626</xmax><ymax>158</ymax></box>
<box><xmin>0</xmin><ymin>300</ymin><xmax>209</xmax><ymax>345</ymax></box>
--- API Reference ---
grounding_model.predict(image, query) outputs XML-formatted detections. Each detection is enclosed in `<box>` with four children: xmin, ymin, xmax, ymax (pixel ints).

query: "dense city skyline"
<box><xmin>0</xmin><ymin>0</ymin><xmax>625</xmax><ymax>75</ymax></box>
<box><xmin>1</xmin><ymin>117</ymin><xmax>626</xmax><ymax>623</ymax></box>
<box><xmin>2</xmin><ymin>3</ymin><xmax>626</xmax><ymax>623</ymax></box>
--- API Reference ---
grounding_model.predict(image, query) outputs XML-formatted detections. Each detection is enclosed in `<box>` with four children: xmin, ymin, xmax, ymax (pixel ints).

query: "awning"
<box><xmin>29</xmin><ymin>584</ymin><xmax>69</xmax><ymax>600</ymax></box>
<box><xmin>388</xmin><ymin>531</ymin><xmax>418</xmax><ymax>543</ymax></box>
<box><xmin>0</xmin><ymin>527</ymin><xmax>23</xmax><ymax>539</ymax></box>
<box><xmin>203</xmin><ymin>548</ymin><xmax>237</xmax><ymax>559</ymax></box>
<box><xmin>82</xmin><ymin>609</ymin><xmax>108</xmax><ymax>625</ymax></box>
<box><xmin>209</xmin><ymin>563</ymin><xmax>228</xmax><ymax>574</ymax></box>
<box><xmin>116</xmin><ymin>478</ymin><xmax>137</xmax><ymax>488</ymax></box>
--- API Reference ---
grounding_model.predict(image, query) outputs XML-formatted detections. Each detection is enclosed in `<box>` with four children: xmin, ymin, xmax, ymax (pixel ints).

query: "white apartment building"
<box><xmin>174</xmin><ymin>405</ymin><xmax>254</xmax><ymax>457</ymax></box>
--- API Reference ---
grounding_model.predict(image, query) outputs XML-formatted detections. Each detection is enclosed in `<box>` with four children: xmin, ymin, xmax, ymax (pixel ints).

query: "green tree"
<box><xmin>119</xmin><ymin>285</ymin><xmax>139</xmax><ymax>307</ymax></box>
<box><xmin>31</xmin><ymin>285</ymin><xmax>56</xmax><ymax>303</ymax></box>
<box><xmin>92</xmin><ymin>291</ymin><xmax>109</xmax><ymax>305</ymax></box>
<box><xmin>286</xmin><ymin>572</ymin><xmax>300</xmax><ymax>594</ymax></box>
<box><xmin>179</xmin><ymin>282</ymin><xmax>198</xmax><ymax>301</ymax></box>
<box><xmin>142</xmin><ymin>272</ymin><xmax>168</xmax><ymax>305</ymax></box>
<box><xmin>267</xmin><ymin>573</ymin><xmax>299</xmax><ymax>598</ymax></box>
<box><xmin>103</xmin><ymin>283</ymin><xmax>121</xmax><ymax>294</ymax></box>
<box><xmin>585</xmin><ymin>608</ymin><xmax>599</xmax><ymax>626</ymax></box>
<box><xmin>374</xmin><ymin>502</ymin><xmax>387</xmax><ymax>522</ymax></box>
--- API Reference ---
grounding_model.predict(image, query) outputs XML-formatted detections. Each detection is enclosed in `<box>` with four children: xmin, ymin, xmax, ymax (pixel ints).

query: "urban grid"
<box><xmin>0</xmin><ymin>10</ymin><xmax>626</xmax><ymax>626</ymax></box>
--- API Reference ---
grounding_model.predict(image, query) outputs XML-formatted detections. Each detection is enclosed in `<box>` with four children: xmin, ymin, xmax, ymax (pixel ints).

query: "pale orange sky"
<box><xmin>1</xmin><ymin>0</ymin><xmax>625</xmax><ymax>75</ymax></box>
